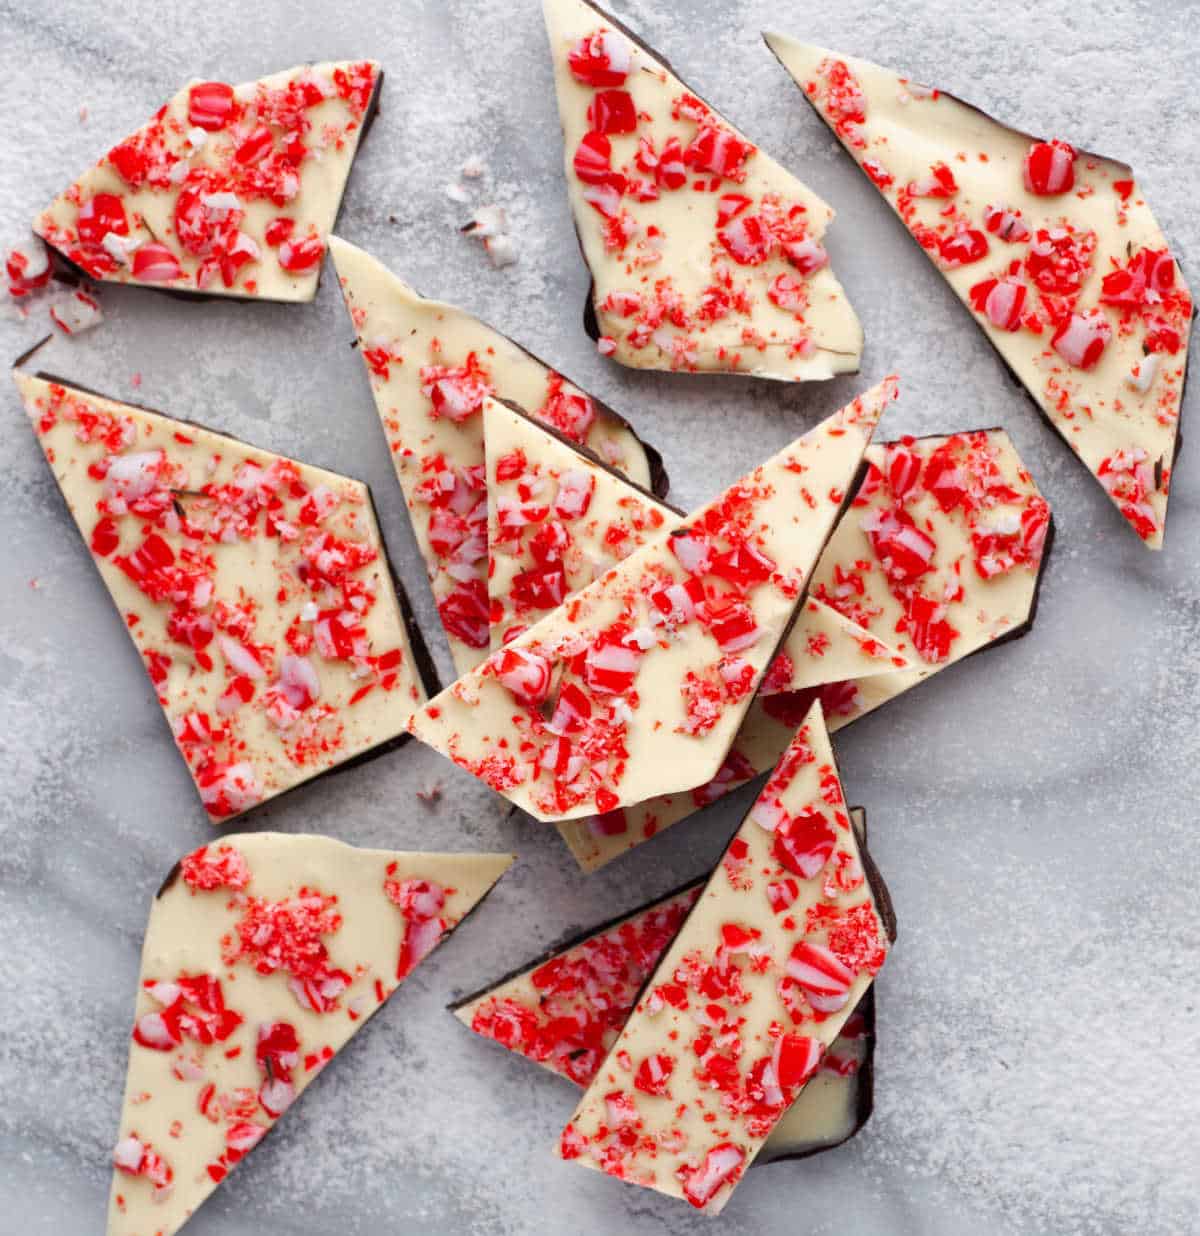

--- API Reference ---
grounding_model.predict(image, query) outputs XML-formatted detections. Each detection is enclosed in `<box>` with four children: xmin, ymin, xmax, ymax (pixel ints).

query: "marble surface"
<box><xmin>1</xmin><ymin>1</ymin><xmax>1198</xmax><ymax>1233</ymax></box>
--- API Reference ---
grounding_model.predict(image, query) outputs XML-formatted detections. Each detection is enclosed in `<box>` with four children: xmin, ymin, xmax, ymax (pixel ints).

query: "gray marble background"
<box><xmin>2</xmin><ymin>1</ymin><xmax>1198</xmax><ymax>1233</ymax></box>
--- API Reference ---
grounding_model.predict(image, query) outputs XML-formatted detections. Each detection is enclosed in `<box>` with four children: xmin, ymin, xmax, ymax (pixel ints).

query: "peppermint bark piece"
<box><xmin>543</xmin><ymin>0</ymin><xmax>862</xmax><ymax>379</ymax></box>
<box><xmin>409</xmin><ymin>378</ymin><xmax>896</xmax><ymax>821</ymax></box>
<box><xmin>17</xmin><ymin>369</ymin><xmax>433</xmax><ymax>821</ymax></box>
<box><xmin>766</xmin><ymin>37</ymin><xmax>1192</xmax><ymax>547</ymax></box>
<box><xmin>35</xmin><ymin>63</ymin><xmax>381</xmax><ymax>301</ymax></box>
<box><xmin>108</xmin><ymin>833</ymin><xmax>513</xmax><ymax>1236</ymax></box>
<box><xmin>484</xmin><ymin>395</ymin><xmax>672</xmax><ymax>648</ymax></box>
<box><xmin>483</xmin><ymin>396</ymin><xmax>906</xmax><ymax>677</ymax></box>
<box><xmin>559</xmin><ymin>426</ymin><xmax>1052</xmax><ymax>870</ymax></box>
<box><xmin>558</xmin><ymin>706</ymin><xmax>893</xmax><ymax>1211</ymax></box>
<box><xmin>328</xmin><ymin>236</ymin><xmax>665</xmax><ymax>675</ymax></box>
<box><xmin>454</xmin><ymin>808</ymin><xmax>877</xmax><ymax>1163</ymax></box>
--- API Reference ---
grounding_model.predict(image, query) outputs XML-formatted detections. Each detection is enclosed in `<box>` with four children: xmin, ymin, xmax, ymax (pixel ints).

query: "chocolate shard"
<box><xmin>542</xmin><ymin>0</ymin><xmax>863</xmax><ymax>380</ymax></box>
<box><xmin>110</xmin><ymin>833</ymin><xmax>513</xmax><ymax>1236</ymax></box>
<box><xmin>15</xmin><ymin>366</ymin><xmax>432</xmax><ymax>824</ymax></box>
<box><xmin>409</xmin><ymin>379</ymin><xmax>896</xmax><ymax>822</ymax></box>
<box><xmin>765</xmin><ymin>35</ymin><xmax>1192</xmax><ymax>548</ymax></box>
<box><xmin>328</xmin><ymin>235</ymin><xmax>667</xmax><ymax>678</ymax></box>
<box><xmin>34</xmin><ymin>62</ymin><xmax>382</xmax><ymax>304</ymax></box>
<box><xmin>453</xmin><ymin>805</ymin><xmax>879</xmax><ymax>1168</ymax></box>
<box><xmin>558</xmin><ymin>704</ymin><xmax>893</xmax><ymax>1212</ymax></box>
<box><xmin>558</xmin><ymin>424</ymin><xmax>1053</xmax><ymax>872</ymax></box>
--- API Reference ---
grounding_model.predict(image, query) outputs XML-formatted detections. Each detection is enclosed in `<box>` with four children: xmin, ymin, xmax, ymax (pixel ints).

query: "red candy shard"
<box><xmin>1023</xmin><ymin>140</ymin><xmax>1076</xmax><ymax>195</ymax></box>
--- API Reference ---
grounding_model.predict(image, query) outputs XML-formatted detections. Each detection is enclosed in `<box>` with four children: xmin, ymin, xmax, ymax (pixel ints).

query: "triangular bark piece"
<box><xmin>409</xmin><ymin>379</ymin><xmax>896</xmax><ymax>821</ymax></box>
<box><xmin>35</xmin><ymin>63</ymin><xmax>381</xmax><ymax>301</ymax></box>
<box><xmin>766</xmin><ymin>36</ymin><xmax>1192</xmax><ymax>547</ymax></box>
<box><xmin>559</xmin><ymin>426</ymin><xmax>1052</xmax><ymax>869</ymax></box>
<box><xmin>454</xmin><ymin>808</ymin><xmax>875</xmax><ymax>1164</ymax></box>
<box><xmin>758</xmin><ymin>595</ymin><xmax>910</xmax><ymax>694</ymax></box>
<box><xmin>543</xmin><ymin>0</ymin><xmax>862</xmax><ymax>380</ymax></box>
<box><xmin>107</xmin><ymin>833</ymin><xmax>513</xmax><ymax>1235</ymax></box>
<box><xmin>16</xmin><ymin>368</ymin><xmax>432</xmax><ymax>821</ymax></box>
<box><xmin>557</xmin><ymin>706</ymin><xmax>892</xmax><ymax>1212</ymax></box>
<box><xmin>482</xmin><ymin>396</ymin><xmax>905</xmax><ymax>679</ymax></box>
<box><xmin>328</xmin><ymin>236</ymin><xmax>666</xmax><ymax>676</ymax></box>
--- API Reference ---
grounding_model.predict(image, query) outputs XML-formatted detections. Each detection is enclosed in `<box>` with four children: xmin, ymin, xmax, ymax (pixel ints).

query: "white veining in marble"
<box><xmin>1</xmin><ymin>1</ymin><xmax>1197</xmax><ymax>1233</ymax></box>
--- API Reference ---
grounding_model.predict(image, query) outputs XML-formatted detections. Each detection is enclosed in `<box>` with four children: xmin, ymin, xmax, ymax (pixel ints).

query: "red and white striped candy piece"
<box><xmin>773</xmin><ymin>1032</ymin><xmax>822</xmax><ymax>1091</ymax></box>
<box><xmin>1023</xmin><ymin>140</ymin><xmax>1076</xmax><ymax>195</ymax></box>
<box><xmin>633</xmin><ymin>1052</ymin><xmax>675</xmax><ymax>1096</ymax></box>
<box><xmin>939</xmin><ymin>227</ymin><xmax>989</xmax><ymax>269</ymax></box>
<box><xmin>553</xmin><ymin>469</ymin><xmax>595</xmax><ymax>520</ymax></box>
<box><xmin>861</xmin><ymin>506</ymin><xmax>937</xmax><ymax>583</ymax></box>
<box><xmin>718</xmin><ymin>214</ymin><xmax>774</xmax><ymax>266</ymax></box>
<box><xmin>785</xmin><ymin>940</ymin><xmax>855</xmax><ymax>1012</ymax></box>
<box><xmin>277</xmin><ymin>654</ymin><xmax>321</xmax><ymax>710</ymax></box>
<box><xmin>682</xmin><ymin>1142</ymin><xmax>745</xmax><ymax>1209</ymax></box>
<box><xmin>772</xmin><ymin>809</ymin><xmax>837</xmax><ymax>878</ymax></box>
<box><xmin>131</xmin><ymin>242</ymin><xmax>183</xmax><ymax>283</ymax></box>
<box><xmin>583</xmin><ymin>634</ymin><xmax>641</xmax><ymax>694</ymax></box>
<box><xmin>781</xmin><ymin>236</ymin><xmax>829</xmax><ymax>275</ymax></box>
<box><xmin>5</xmin><ymin>240</ymin><xmax>51</xmax><ymax>296</ymax></box>
<box><xmin>969</xmin><ymin>277</ymin><xmax>1028</xmax><ymax>332</ymax></box>
<box><xmin>983</xmin><ymin>203</ymin><xmax>1031</xmax><ymax>243</ymax></box>
<box><xmin>1052</xmin><ymin>309</ymin><xmax>1112</xmax><ymax>370</ymax></box>
<box><xmin>669</xmin><ymin>528</ymin><xmax>713</xmax><ymax>575</ymax></box>
<box><xmin>884</xmin><ymin>442</ymin><xmax>922</xmax><ymax>501</ymax></box>
<box><xmin>188</xmin><ymin>81</ymin><xmax>236</xmax><ymax>131</ymax></box>
<box><xmin>587</xmin><ymin>89</ymin><xmax>637</xmax><ymax>135</ymax></box>
<box><xmin>495</xmin><ymin>646</ymin><xmax>553</xmax><ymax>706</ymax></box>
<box><xmin>573</xmin><ymin>131</ymin><xmax>617</xmax><ymax>185</ymax></box>
<box><xmin>566</xmin><ymin>30</ymin><xmax>631</xmax><ymax>87</ymax></box>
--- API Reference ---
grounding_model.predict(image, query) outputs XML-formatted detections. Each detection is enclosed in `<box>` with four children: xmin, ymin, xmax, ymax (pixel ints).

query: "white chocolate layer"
<box><xmin>558</xmin><ymin>705</ymin><xmax>889</xmax><ymax>1212</ymax></box>
<box><xmin>329</xmin><ymin>236</ymin><xmax>658</xmax><ymax>676</ymax></box>
<box><xmin>36</xmin><ymin>63</ymin><xmax>379</xmax><ymax>302</ymax></box>
<box><xmin>766</xmin><ymin>36</ymin><xmax>1192</xmax><ymax>547</ymax></box>
<box><xmin>544</xmin><ymin>0</ymin><xmax>862</xmax><ymax>379</ymax></box>
<box><xmin>16</xmin><ymin>370</ymin><xmax>427</xmax><ymax>820</ymax></box>
<box><xmin>482</xmin><ymin>398</ymin><xmax>904</xmax><ymax>681</ymax></box>
<box><xmin>107</xmin><ymin>833</ymin><xmax>513</xmax><ymax>1236</ymax></box>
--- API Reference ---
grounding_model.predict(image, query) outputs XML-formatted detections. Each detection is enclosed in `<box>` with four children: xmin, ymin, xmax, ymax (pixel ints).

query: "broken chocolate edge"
<box><xmin>739</xmin><ymin>802</ymin><xmax>877</xmax><ymax>1165</ymax></box>
<box><xmin>359</xmin><ymin>268</ymin><xmax>671</xmax><ymax>500</ymax></box>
